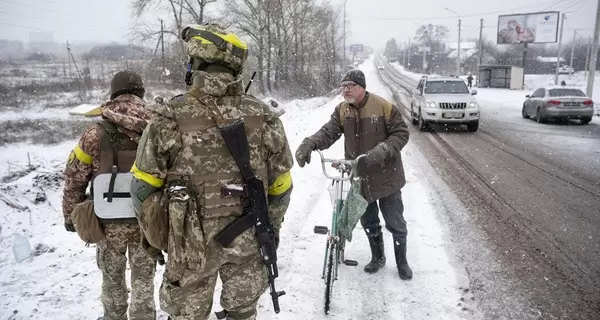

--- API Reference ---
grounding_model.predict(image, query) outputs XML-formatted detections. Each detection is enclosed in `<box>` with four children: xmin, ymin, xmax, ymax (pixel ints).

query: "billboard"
<box><xmin>497</xmin><ymin>11</ymin><xmax>559</xmax><ymax>44</ymax></box>
<box><xmin>349</xmin><ymin>44</ymin><xmax>364</xmax><ymax>53</ymax></box>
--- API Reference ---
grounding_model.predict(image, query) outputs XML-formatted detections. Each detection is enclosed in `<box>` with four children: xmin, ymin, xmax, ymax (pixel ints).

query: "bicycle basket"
<box><xmin>327</xmin><ymin>181</ymin><xmax>351</xmax><ymax>206</ymax></box>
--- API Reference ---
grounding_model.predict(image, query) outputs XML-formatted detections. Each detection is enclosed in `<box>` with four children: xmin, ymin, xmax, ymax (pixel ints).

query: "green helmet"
<box><xmin>180</xmin><ymin>23</ymin><xmax>248</xmax><ymax>74</ymax></box>
<box><xmin>110</xmin><ymin>70</ymin><xmax>144</xmax><ymax>100</ymax></box>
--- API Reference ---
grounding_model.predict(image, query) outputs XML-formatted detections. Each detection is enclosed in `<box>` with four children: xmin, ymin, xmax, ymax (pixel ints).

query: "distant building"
<box><xmin>0</xmin><ymin>40</ymin><xmax>26</xmax><ymax>60</ymax></box>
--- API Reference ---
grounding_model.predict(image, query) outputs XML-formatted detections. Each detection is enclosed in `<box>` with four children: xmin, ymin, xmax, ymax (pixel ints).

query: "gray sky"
<box><xmin>0</xmin><ymin>0</ymin><xmax>131</xmax><ymax>43</ymax></box>
<box><xmin>0</xmin><ymin>0</ymin><xmax>597</xmax><ymax>49</ymax></box>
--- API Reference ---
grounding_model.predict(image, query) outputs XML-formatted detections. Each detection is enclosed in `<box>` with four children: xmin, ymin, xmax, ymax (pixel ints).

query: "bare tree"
<box><xmin>224</xmin><ymin>0</ymin><xmax>343</xmax><ymax>97</ymax></box>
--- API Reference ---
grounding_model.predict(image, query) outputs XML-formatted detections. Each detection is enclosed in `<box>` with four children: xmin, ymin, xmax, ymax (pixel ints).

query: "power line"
<box><xmin>541</xmin><ymin>0</ymin><xmax>571</xmax><ymax>11</ymax></box>
<box><xmin>0</xmin><ymin>21</ymin><xmax>57</xmax><ymax>33</ymax></box>
<box><xmin>564</xmin><ymin>0</ymin><xmax>588</xmax><ymax>12</ymax></box>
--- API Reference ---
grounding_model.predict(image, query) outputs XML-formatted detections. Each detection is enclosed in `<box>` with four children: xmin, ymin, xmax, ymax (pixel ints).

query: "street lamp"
<box><xmin>570</xmin><ymin>29</ymin><xmax>582</xmax><ymax>79</ymax></box>
<box><xmin>445</xmin><ymin>7</ymin><xmax>461</xmax><ymax>76</ymax></box>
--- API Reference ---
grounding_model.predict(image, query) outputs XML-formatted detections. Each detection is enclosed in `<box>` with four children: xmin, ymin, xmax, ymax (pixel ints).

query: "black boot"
<box><xmin>394</xmin><ymin>239</ymin><xmax>413</xmax><ymax>280</ymax></box>
<box><xmin>364</xmin><ymin>233</ymin><xmax>386</xmax><ymax>273</ymax></box>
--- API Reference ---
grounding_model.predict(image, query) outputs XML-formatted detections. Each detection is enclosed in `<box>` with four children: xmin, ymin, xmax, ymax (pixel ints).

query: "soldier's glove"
<box><xmin>295</xmin><ymin>138</ymin><xmax>316</xmax><ymax>168</ymax></box>
<box><xmin>364</xmin><ymin>142</ymin><xmax>391</xmax><ymax>167</ymax></box>
<box><xmin>64</xmin><ymin>222</ymin><xmax>76</xmax><ymax>232</ymax></box>
<box><xmin>141</xmin><ymin>234</ymin><xmax>165</xmax><ymax>265</ymax></box>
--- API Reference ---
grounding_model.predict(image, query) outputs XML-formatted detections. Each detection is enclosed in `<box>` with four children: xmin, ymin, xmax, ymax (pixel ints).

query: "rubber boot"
<box><xmin>394</xmin><ymin>239</ymin><xmax>413</xmax><ymax>280</ymax></box>
<box><xmin>364</xmin><ymin>233</ymin><xmax>386</xmax><ymax>273</ymax></box>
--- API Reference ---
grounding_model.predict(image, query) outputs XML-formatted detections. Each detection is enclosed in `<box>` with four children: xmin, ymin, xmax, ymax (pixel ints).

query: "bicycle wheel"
<box><xmin>324</xmin><ymin>241</ymin><xmax>336</xmax><ymax>314</ymax></box>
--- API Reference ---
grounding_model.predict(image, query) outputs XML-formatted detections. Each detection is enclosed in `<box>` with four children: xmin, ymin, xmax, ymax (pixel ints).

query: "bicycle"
<box><xmin>312</xmin><ymin>150</ymin><xmax>366</xmax><ymax>314</ymax></box>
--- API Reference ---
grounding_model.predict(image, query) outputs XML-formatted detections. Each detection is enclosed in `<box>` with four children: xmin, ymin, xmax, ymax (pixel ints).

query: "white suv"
<box><xmin>410</xmin><ymin>76</ymin><xmax>480</xmax><ymax>132</ymax></box>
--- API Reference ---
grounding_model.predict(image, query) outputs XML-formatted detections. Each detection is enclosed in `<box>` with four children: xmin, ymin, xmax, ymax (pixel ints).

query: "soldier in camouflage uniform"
<box><xmin>130</xmin><ymin>23</ymin><xmax>294</xmax><ymax>320</ymax></box>
<box><xmin>62</xmin><ymin>70</ymin><xmax>157</xmax><ymax>320</ymax></box>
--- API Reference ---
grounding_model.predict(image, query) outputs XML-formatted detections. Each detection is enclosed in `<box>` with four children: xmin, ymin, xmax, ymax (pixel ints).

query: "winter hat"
<box><xmin>341</xmin><ymin>69</ymin><xmax>366</xmax><ymax>89</ymax></box>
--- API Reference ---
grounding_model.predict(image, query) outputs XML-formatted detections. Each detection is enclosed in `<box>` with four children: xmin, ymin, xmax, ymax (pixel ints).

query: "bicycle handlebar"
<box><xmin>315</xmin><ymin>149</ymin><xmax>366</xmax><ymax>181</ymax></box>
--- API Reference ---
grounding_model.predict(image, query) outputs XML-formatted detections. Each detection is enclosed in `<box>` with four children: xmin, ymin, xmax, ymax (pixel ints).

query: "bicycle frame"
<box><xmin>313</xmin><ymin>150</ymin><xmax>365</xmax><ymax>314</ymax></box>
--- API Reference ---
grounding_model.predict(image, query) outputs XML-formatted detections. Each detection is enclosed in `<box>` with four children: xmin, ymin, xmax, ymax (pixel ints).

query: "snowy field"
<box><xmin>0</xmin><ymin>58</ymin><xmax>481</xmax><ymax>319</ymax></box>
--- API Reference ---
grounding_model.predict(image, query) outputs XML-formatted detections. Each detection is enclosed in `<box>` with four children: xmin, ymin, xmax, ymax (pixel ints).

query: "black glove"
<box><xmin>295</xmin><ymin>138</ymin><xmax>316</xmax><ymax>168</ymax></box>
<box><xmin>364</xmin><ymin>143</ymin><xmax>389</xmax><ymax>167</ymax></box>
<box><xmin>64</xmin><ymin>222</ymin><xmax>76</xmax><ymax>232</ymax></box>
<box><xmin>141</xmin><ymin>234</ymin><xmax>165</xmax><ymax>265</ymax></box>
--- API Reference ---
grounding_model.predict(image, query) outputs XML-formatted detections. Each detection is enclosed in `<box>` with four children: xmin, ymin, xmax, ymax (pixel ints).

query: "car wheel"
<box><xmin>411</xmin><ymin>104</ymin><xmax>418</xmax><ymax>125</ymax></box>
<box><xmin>522</xmin><ymin>105</ymin><xmax>528</xmax><ymax>119</ymax></box>
<box><xmin>467</xmin><ymin>121</ymin><xmax>479</xmax><ymax>132</ymax></box>
<box><xmin>581</xmin><ymin>117</ymin><xmax>592</xmax><ymax>125</ymax></box>
<box><xmin>418</xmin><ymin>109</ymin><xmax>428</xmax><ymax>132</ymax></box>
<box><xmin>536</xmin><ymin>108</ymin><xmax>546</xmax><ymax>124</ymax></box>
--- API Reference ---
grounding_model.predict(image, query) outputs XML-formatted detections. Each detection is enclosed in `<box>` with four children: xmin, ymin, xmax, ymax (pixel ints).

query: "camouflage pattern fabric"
<box><xmin>134</xmin><ymin>69</ymin><xmax>293</xmax><ymax>319</ymax></box>
<box><xmin>62</xmin><ymin>94</ymin><xmax>151</xmax><ymax>221</ymax></box>
<box><xmin>62</xmin><ymin>93</ymin><xmax>156</xmax><ymax>319</ymax></box>
<box><xmin>97</xmin><ymin>224</ymin><xmax>156</xmax><ymax>320</ymax></box>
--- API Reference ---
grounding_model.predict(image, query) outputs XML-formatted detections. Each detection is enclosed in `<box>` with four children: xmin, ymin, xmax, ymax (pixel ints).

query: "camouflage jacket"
<box><xmin>132</xmin><ymin>70</ymin><xmax>293</xmax><ymax>223</ymax></box>
<box><xmin>62</xmin><ymin>94</ymin><xmax>150</xmax><ymax>222</ymax></box>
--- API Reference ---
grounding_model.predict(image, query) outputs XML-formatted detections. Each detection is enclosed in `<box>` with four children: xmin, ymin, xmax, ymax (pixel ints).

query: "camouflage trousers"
<box><xmin>97</xmin><ymin>223</ymin><xmax>157</xmax><ymax>320</ymax></box>
<box><xmin>159</xmin><ymin>216</ymin><xmax>268</xmax><ymax>320</ymax></box>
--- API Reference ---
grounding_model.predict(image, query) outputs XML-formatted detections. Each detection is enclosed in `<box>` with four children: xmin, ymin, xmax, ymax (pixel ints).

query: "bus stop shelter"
<box><xmin>478</xmin><ymin>65</ymin><xmax>524</xmax><ymax>90</ymax></box>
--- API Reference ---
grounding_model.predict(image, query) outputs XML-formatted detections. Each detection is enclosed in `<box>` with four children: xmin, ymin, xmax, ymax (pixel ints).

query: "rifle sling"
<box><xmin>214</xmin><ymin>209</ymin><xmax>255</xmax><ymax>246</ymax></box>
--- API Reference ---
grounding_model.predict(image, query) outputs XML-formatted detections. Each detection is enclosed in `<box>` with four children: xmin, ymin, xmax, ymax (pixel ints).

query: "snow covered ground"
<box><xmin>0</xmin><ymin>58</ymin><xmax>480</xmax><ymax>319</ymax></box>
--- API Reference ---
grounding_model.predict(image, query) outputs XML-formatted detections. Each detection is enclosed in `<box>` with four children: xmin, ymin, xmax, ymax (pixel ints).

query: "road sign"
<box><xmin>418</xmin><ymin>46</ymin><xmax>431</xmax><ymax>52</ymax></box>
<box><xmin>349</xmin><ymin>44</ymin><xmax>364</xmax><ymax>53</ymax></box>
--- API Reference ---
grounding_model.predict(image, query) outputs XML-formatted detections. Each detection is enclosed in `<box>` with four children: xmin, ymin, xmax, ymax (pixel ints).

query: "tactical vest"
<box><xmin>165</xmin><ymin>95</ymin><xmax>269</xmax><ymax>219</ymax></box>
<box><xmin>92</xmin><ymin>120</ymin><xmax>138</xmax><ymax>224</ymax></box>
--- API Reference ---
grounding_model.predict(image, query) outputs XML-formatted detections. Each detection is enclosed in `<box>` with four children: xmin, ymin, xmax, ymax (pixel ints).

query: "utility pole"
<box><xmin>160</xmin><ymin>19</ymin><xmax>166</xmax><ymax>73</ymax></box>
<box><xmin>586</xmin><ymin>0</ymin><xmax>600</xmax><ymax>97</ymax></box>
<box><xmin>554</xmin><ymin>13</ymin><xmax>566</xmax><ymax>85</ymax></box>
<box><xmin>457</xmin><ymin>18</ymin><xmax>461</xmax><ymax>76</ymax></box>
<box><xmin>66</xmin><ymin>40</ymin><xmax>72</xmax><ymax>78</ymax></box>
<box><xmin>569</xmin><ymin>29</ymin><xmax>578</xmax><ymax>79</ymax></box>
<box><xmin>585</xmin><ymin>36</ymin><xmax>592</xmax><ymax>80</ymax></box>
<box><xmin>407</xmin><ymin>37</ymin><xmax>411</xmax><ymax>67</ymax></box>
<box><xmin>478</xmin><ymin>18</ymin><xmax>484</xmax><ymax>86</ymax></box>
<box><xmin>445</xmin><ymin>8</ymin><xmax>461</xmax><ymax>76</ymax></box>
<box><xmin>343</xmin><ymin>0</ymin><xmax>347</xmax><ymax>71</ymax></box>
<box><xmin>67</xmin><ymin>40</ymin><xmax>85</xmax><ymax>98</ymax></box>
<box><xmin>522</xmin><ymin>43</ymin><xmax>528</xmax><ymax>89</ymax></box>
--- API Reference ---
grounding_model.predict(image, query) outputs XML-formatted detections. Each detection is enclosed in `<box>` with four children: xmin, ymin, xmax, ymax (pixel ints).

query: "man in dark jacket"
<box><xmin>295</xmin><ymin>69</ymin><xmax>412</xmax><ymax>280</ymax></box>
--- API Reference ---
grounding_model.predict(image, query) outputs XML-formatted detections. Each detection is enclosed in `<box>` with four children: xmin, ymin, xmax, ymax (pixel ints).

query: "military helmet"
<box><xmin>110</xmin><ymin>70</ymin><xmax>144</xmax><ymax>100</ymax></box>
<box><xmin>180</xmin><ymin>23</ymin><xmax>248</xmax><ymax>74</ymax></box>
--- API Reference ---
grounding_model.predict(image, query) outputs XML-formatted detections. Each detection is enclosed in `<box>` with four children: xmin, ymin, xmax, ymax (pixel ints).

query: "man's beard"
<box><xmin>344</xmin><ymin>96</ymin><xmax>356</xmax><ymax>104</ymax></box>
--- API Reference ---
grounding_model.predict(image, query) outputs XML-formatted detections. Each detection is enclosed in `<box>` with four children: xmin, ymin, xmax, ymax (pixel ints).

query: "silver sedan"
<box><xmin>522</xmin><ymin>86</ymin><xmax>594</xmax><ymax>124</ymax></box>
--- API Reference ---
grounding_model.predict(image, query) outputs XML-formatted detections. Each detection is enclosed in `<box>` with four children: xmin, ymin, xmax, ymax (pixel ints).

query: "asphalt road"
<box><xmin>376</xmin><ymin>58</ymin><xmax>600</xmax><ymax>320</ymax></box>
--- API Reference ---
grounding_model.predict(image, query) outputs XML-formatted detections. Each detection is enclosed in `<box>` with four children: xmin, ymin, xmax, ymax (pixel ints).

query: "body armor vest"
<box><xmin>165</xmin><ymin>95</ymin><xmax>269</xmax><ymax>219</ymax></box>
<box><xmin>92</xmin><ymin>120</ymin><xmax>138</xmax><ymax>223</ymax></box>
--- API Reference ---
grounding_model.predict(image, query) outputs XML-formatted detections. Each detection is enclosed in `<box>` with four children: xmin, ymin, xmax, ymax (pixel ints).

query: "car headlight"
<box><xmin>469</xmin><ymin>101</ymin><xmax>478</xmax><ymax>108</ymax></box>
<box><xmin>427</xmin><ymin>101</ymin><xmax>437</xmax><ymax>108</ymax></box>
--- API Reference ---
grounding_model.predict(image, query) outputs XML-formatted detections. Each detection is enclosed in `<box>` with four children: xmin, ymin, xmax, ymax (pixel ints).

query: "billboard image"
<box><xmin>497</xmin><ymin>11</ymin><xmax>559</xmax><ymax>44</ymax></box>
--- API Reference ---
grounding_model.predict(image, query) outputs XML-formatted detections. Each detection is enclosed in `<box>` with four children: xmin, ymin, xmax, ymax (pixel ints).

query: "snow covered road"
<box><xmin>378</xmin><ymin>56</ymin><xmax>600</xmax><ymax>320</ymax></box>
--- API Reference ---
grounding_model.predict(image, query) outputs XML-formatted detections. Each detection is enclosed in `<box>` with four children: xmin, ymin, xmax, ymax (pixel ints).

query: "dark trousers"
<box><xmin>360</xmin><ymin>190</ymin><xmax>407</xmax><ymax>242</ymax></box>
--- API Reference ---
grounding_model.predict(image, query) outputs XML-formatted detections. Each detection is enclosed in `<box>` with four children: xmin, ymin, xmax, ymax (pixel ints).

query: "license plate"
<box><xmin>443</xmin><ymin>112</ymin><xmax>463</xmax><ymax>118</ymax></box>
